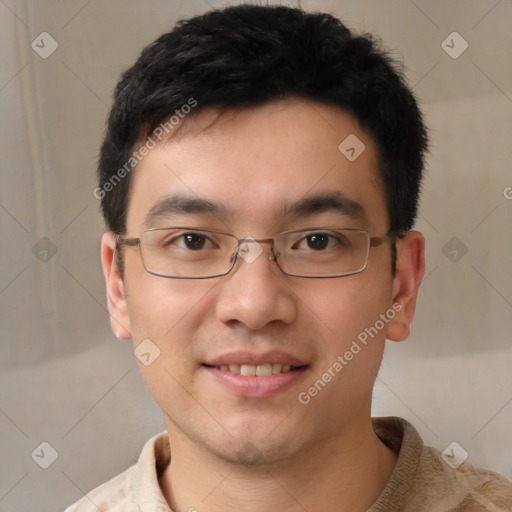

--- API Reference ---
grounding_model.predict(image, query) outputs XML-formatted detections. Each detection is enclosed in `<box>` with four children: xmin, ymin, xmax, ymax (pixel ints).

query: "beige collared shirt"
<box><xmin>64</xmin><ymin>417</ymin><xmax>512</xmax><ymax>511</ymax></box>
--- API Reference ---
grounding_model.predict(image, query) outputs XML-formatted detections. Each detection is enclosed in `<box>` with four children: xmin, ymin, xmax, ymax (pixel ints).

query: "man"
<box><xmin>67</xmin><ymin>4</ymin><xmax>512</xmax><ymax>511</ymax></box>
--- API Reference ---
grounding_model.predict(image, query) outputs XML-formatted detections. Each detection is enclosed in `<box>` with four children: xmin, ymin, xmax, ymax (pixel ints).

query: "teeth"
<box><xmin>272</xmin><ymin>363</ymin><xmax>282</xmax><ymax>375</ymax></box>
<box><xmin>217</xmin><ymin>363</ymin><xmax>297</xmax><ymax>376</ymax></box>
<box><xmin>256</xmin><ymin>364</ymin><xmax>272</xmax><ymax>377</ymax></box>
<box><xmin>240</xmin><ymin>364</ymin><xmax>256</xmax><ymax>376</ymax></box>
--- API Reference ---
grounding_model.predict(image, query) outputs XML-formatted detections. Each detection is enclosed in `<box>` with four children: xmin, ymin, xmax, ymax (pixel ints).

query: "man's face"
<box><xmin>104</xmin><ymin>100</ymin><xmax>420</xmax><ymax>465</ymax></box>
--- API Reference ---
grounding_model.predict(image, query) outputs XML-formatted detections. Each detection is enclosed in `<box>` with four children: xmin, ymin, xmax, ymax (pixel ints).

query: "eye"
<box><xmin>293</xmin><ymin>232</ymin><xmax>343</xmax><ymax>251</ymax></box>
<box><xmin>305</xmin><ymin>233</ymin><xmax>330</xmax><ymax>250</ymax></box>
<box><xmin>184</xmin><ymin>233</ymin><xmax>208</xmax><ymax>250</ymax></box>
<box><xmin>166</xmin><ymin>232</ymin><xmax>215</xmax><ymax>250</ymax></box>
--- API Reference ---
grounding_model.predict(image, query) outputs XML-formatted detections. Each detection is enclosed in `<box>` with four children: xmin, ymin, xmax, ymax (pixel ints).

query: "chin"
<box><xmin>214</xmin><ymin>439</ymin><xmax>296</xmax><ymax>468</ymax></box>
<box><xmin>210</xmin><ymin>421</ymin><xmax>302</xmax><ymax>468</ymax></box>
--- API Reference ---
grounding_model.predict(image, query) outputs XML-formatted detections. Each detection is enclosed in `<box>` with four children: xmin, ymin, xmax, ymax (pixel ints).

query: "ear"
<box><xmin>386</xmin><ymin>231</ymin><xmax>425</xmax><ymax>342</ymax></box>
<box><xmin>100</xmin><ymin>231</ymin><xmax>132</xmax><ymax>340</ymax></box>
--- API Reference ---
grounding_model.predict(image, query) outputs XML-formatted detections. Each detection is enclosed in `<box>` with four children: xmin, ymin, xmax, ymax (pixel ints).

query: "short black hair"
<box><xmin>98</xmin><ymin>3</ymin><xmax>428</xmax><ymax>241</ymax></box>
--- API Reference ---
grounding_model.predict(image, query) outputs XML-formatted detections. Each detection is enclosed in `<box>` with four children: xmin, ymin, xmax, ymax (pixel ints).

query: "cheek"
<box><xmin>126</xmin><ymin>270</ymin><xmax>217</xmax><ymax>340</ymax></box>
<box><xmin>126</xmin><ymin>277</ymin><xmax>218</xmax><ymax>407</ymax></box>
<box><xmin>296</xmin><ymin>274</ymin><xmax>392</xmax><ymax>345</ymax></box>
<box><xmin>125</xmin><ymin>276</ymin><xmax>222</xmax><ymax>402</ymax></box>
<box><xmin>299</xmin><ymin>279</ymin><xmax>391</xmax><ymax>403</ymax></box>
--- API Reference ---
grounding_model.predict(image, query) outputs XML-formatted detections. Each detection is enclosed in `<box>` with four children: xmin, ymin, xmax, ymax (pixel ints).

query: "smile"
<box><xmin>204</xmin><ymin>363</ymin><xmax>304</xmax><ymax>376</ymax></box>
<box><xmin>202</xmin><ymin>363</ymin><xmax>309</xmax><ymax>398</ymax></box>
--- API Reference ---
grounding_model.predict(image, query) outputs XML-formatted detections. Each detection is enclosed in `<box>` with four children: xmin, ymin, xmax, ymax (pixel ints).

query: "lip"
<box><xmin>203</xmin><ymin>350</ymin><xmax>307</xmax><ymax>367</ymax></box>
<box><xmin>202</xmin><ymin>350</ymin><xmax>309</xmax><ymax>398</ymax></box>
<box><xmin>203</xmin><ymin>365</ymin><xmax>309</xmax><ymax>398</ymax></box>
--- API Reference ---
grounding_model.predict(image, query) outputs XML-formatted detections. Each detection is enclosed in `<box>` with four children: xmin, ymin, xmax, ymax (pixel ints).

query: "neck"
<box><xmin>159</xmin><ymin>416</ymin><xmax>397</xmax><ymax>512</ymax></box>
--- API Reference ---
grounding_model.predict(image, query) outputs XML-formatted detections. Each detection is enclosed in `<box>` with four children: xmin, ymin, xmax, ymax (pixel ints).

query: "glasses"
<box><xmin>116</xmin><ymin>227</ymin><xmax>397</xmax><ymax>279</ymax></box>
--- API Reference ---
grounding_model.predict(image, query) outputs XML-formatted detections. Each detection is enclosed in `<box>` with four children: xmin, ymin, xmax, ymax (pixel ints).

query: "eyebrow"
<box><xmin>143</xmin><ymin>191</ymin><xmax>366</xmax><ymax>228</ymax></box>
<box><xmin>278</xmin><ymin>192</ymin><xmax>367</xmax><ymax>223</ymax></box>
<box><xmin>144</xmin><ymin>194</ymin><xmax>229</xmax><ymax>227</ymax></box>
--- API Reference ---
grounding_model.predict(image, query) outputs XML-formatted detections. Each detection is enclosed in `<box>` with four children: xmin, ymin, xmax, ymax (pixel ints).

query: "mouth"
<box><xmin>201</xmin><ymin>352</ymin><xmax>310</xmax><ymax>398</ymax></box>
<box><xmin>202</xmin><ymin>363</ymin><xmax>306</xmax><ymax>377</ymax></box>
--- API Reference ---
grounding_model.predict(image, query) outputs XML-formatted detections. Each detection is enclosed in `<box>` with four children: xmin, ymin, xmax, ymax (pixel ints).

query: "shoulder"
<box><xmin>417</xmin><ymin>444</ymin><xmax>512</xmax><ymax>511</ymax></box>
<box><xmin>63</xmin><ymin>467</ymin><xmax>135</xmax><ymax>512</ymax></box>
<box><xmin>63</xmin><ymin>432</ymin><xmax>171</xmax><ymax>512</ymax></box>
<box><xmin>371</xmin><ymin>417</ymin><xmax>512</xmax><ymax>511</ymax></box>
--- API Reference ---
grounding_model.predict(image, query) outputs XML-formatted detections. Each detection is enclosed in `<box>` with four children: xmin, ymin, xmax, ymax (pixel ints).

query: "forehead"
<box><xmin>126</xmin><ymin>100</ymin><xmax>387</xmax><ymax>234</ymax></box>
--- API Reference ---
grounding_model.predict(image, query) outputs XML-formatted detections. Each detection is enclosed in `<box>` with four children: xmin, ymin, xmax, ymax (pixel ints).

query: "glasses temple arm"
<box><xmin>369</xmin><ymin>231</ymin><xmax>404</xmax><ymax>247</ymax></box>
<box><xmin>116</xmin><ymin>235</ymin><xmax>140</xmax><ymax>247</ymax></box>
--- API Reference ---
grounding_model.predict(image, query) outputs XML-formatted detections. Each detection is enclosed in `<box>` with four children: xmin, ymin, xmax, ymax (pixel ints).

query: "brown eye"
<box><xmin>182</xmin><ymin>233</ymin><xmax>207</xmax><ymax>250</ymax></box>
<box><xmin>162</xmin><ymin>232</ymin><xmax>214</xmax><ymax>251</ymax></box>
<box><xmin>306</xmin><ymin>234</ymin><xmax>329</xmax><ymax>250</ymax></box>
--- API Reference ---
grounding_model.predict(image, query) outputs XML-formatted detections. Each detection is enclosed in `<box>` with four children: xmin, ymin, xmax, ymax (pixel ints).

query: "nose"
<box><xmin>215</xmin><ymin>240</ymin><xmax>297</xmax><ymax>331</ymax></box>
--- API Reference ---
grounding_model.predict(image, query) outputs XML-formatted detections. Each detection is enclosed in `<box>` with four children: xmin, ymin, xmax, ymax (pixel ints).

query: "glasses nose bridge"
<box><xmin>233</xmin><ymin>236</ymin><xmax>279</xmax><ymax>262</ymax></box>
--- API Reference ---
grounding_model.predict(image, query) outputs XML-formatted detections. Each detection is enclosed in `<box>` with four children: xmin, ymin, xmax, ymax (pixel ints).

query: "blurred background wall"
<box><xmin>0</xmin><ymin>0</ymin><xmax>511</xmax><ymax>510</ymax></box>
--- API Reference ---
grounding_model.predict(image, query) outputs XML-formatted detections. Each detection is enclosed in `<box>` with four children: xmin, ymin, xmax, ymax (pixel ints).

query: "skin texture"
<box><xmin>101</xmin><ymin>100</ymin><xmax>425</xmax><ymax>512</ymax></box>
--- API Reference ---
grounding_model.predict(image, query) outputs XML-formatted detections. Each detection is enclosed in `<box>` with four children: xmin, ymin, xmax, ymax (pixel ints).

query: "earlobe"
<box><xmin>101</xmin><ymin>231</ymin><xmax>132</xmax><ymax>340</ymax></box>
<box><xmin>386</xmin><ymin>231</ymin><xmax>425</xmax><ymax>342</ymax></box>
